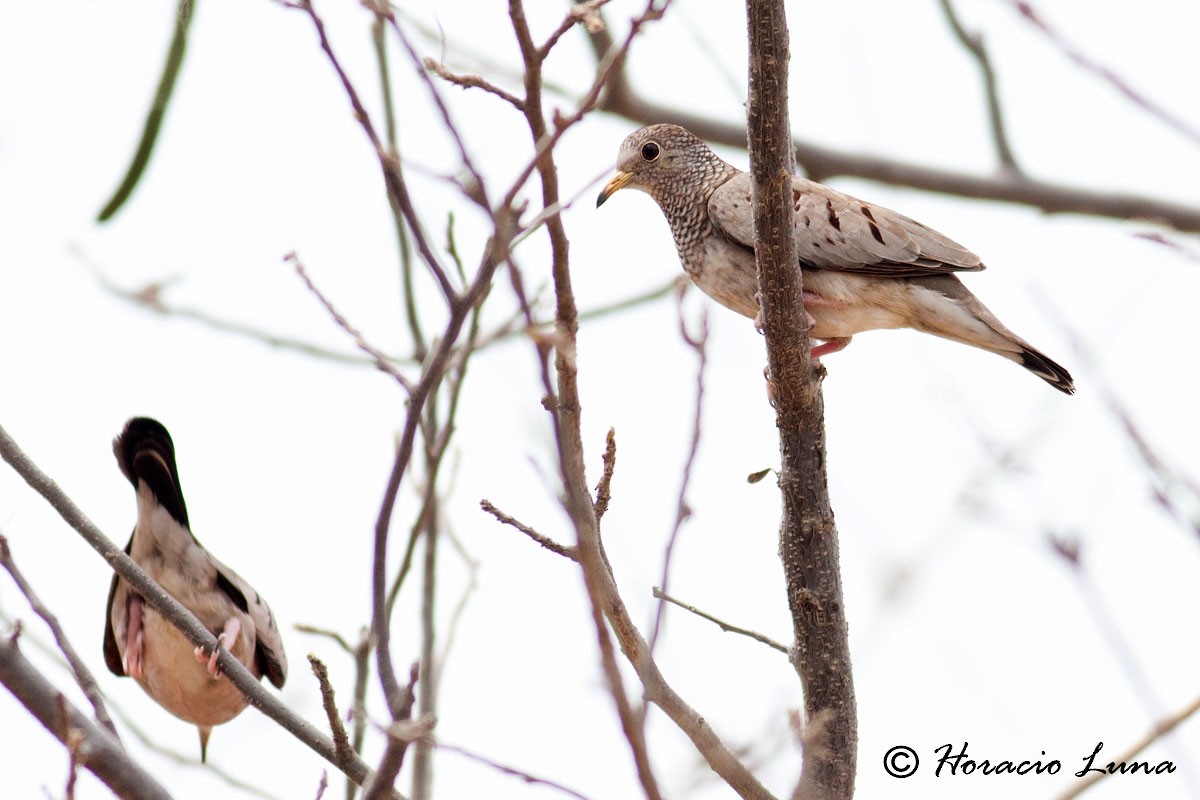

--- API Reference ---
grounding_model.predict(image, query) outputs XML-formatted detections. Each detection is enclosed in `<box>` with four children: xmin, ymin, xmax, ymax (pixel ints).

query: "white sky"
<box><xmin>2</xmin><ymin>1</ymin><xmax>1199</xmax><ymax>799</ymax></box>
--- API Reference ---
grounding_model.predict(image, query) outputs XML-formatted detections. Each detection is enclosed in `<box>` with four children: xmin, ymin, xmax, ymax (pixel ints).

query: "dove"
<box><xmin>597</xmin><ymin>124</ymin><xmax>1074</xmax><ymax>394</ymax></box>
<box><xmin>103</xmin><ymin>417</ymin><xmax>286</xmax><ymax>761</ymax></box>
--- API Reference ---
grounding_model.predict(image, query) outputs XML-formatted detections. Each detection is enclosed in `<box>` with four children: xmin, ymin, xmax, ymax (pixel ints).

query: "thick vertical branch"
<box><xmin>744</xmin><ymin>2</ymin><xmax>857</xmax><ymax>799</ymax></box>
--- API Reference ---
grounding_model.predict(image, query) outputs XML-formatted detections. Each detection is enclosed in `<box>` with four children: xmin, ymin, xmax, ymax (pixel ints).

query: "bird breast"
<box><xmin>133</xmin><ymin>609</ymin><xmax>256</xmax><ymax>727</ymax></box>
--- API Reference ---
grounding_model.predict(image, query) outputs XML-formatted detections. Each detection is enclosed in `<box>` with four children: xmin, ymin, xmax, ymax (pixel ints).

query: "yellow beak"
<box><xmin>596</xmin><ymin>171</ymin><xmax>635</xmax><ymax>207</ymax></box>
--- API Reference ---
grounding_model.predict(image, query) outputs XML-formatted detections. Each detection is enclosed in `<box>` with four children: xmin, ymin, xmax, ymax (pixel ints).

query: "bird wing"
<box><xmin>707</xmin><ymin>173</ymin><xmax>984</xmax><ymax>276</ymax></box>
<box><xmin>208</xmin><ymin>554</ymin><xmax>288</xmax><ymax>688</ymax></box>
<box><xmin>102</xmin><ymin>533</ymin><xmax>136</xmax><ymax>677</ymax></box>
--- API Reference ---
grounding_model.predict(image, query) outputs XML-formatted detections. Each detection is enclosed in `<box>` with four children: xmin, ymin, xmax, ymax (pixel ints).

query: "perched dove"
<box><xmin>104</xmin><ymin>417</ymin><xmax>286</xmax><ymax>761</ymax></box>
<box><xmin>597</xmin><ymin>124</ymin><xmax>1074</xmax><ymax>394</ymax></box>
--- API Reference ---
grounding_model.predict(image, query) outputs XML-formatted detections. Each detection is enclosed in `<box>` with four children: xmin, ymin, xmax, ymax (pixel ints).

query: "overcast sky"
<box><xmin>2</xmin><ymin>1</ymin><xmax>1199</xmax><ymax>799</ymax></box>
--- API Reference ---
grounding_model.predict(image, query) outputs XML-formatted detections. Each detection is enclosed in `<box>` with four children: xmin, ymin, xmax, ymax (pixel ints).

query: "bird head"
<box><xmin>596</xmin><ymin>124</ymin><xmax>732</xmax><ymax>208</ymax></box>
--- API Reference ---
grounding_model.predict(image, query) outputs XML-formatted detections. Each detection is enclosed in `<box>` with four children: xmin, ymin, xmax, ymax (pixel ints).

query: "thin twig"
<box><xmin>0</xmin><ymin>534</ymin><xmax>121</xmax><ymax>740</ymax></box>
<box><xmin>592</xmin><ymin>429</ymin><xmax>617</xmax><ymax>523</ymax></box>
<box><xmin>423</xmin><ymin>59</ymin><xmax>525</xmax><ymax>111</ymax></box>
<box><xmin>308</xmin><ymin>655</ymin><xmax>355</xmax><ymax>765</ymax></box>
<box><xmin>538</xmin><ymin>0</ymin><xmax>613</xmax><ymax>59</ymax></box>
<box><xmin>1054</xmin><ymin>693</ymin><xmax>1200</xmax><ymax>800</ymax></box>
<box><xmin>1008</xmin><ymin>0</ymin><xmax>1200</xmax><ymax>150</ymax></box>
<box><xmin>290</xmin><ymin>0</ymin><xmax>458</xmax><ymax>301</ymax></box>
<box><xmin>373</xmin><ymin>5</ymin><xmax>493</xmax><ymax>213</ymax></box>
<box><xmin>370</xmin><ymin>11</ymin><xmax>428</xmax><ymax>364</ymax></box>
<box><xmin>430</xmin><ymin>738</ymin><xmax>596</xmax><ymax>800</ymax></box>
<box><xmin>649</xmin><ymin>301</ymin><xmax>708</xmax><ymax>655</ymax></box>
<box><xmin>936</xmin><ymin>0</ymin><xmax>1020</xmax><ymax>173</ymax></box>
<box><xmin>652</xmin><ymin>588</ymin><xmax>788</xmax><ymax>654</ymax></box>
<box><xmin>287</xmin><ymin>252</ymin><xmax>413</xmax><ymax>390</ymax></box>
<box><xmin>480</xmin><ymin>499</ymin><xmax>576</xmax><ymax>560</ymax></box>
<box><xmin>88</xmin><ymin>264</ymin><xmax>386</xmax><ymax>367</ymax></box>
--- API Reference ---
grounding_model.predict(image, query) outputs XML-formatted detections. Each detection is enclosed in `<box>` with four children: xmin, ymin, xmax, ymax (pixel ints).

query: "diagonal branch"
<box><xmin>0</xmin><ymin>534</ymin><xmax>121</xmax><ymax>740</ymax></box>
<box><xmin>1008</xmin><ymin>0</ymin><xmax>1200</xmax><ymax>150</ymax></box>
<box><xmin>1054</xmin><ymin>692</ymin><xmax>1200</xmax><ymax>800</ymax></box>
<box><xmin>0</xmin><ymin>633</ymin><xmax>174</xmax><ymax>800</ymax></box>
<box><xmin>936</xmin><ymin>0</ymin><xmax>1020</xmax><ymax>174</ymax></box>
<box><xmin>584</xmin><ymin>16</ymin><xmax>1200</xmax><ymax>232</ymax></box>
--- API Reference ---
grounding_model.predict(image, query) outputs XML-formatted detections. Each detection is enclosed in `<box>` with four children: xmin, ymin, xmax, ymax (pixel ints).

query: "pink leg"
<box><xmin>123</xmin><ymin>595</ymin><xmax>145</xmax><ymax>679</ymax></box>
<box><xmin>194</xmin><ymin>617</ymin><xmax>241</xmax><ymax>678</ymax></box>
<box><xmin>811</xmin><ymin>336</ymin><xmax>852</xmax><ymax>359</ymax></box>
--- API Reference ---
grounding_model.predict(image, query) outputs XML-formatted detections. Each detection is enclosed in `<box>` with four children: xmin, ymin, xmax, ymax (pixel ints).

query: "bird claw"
<box><xmin>123</xmin><ymin>630</ymin><xmax>145</xmax><ymax>679</ymax></box>
<box><xmin>194</xmin><ymin>618</ymin><xmax>242</xmax><ymax>678</ymax></box>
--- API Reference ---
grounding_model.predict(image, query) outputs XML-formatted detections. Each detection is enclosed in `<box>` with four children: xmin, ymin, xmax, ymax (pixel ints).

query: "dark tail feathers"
<box><xmin>113</xmin><ymin>417</ymin><xmax>190</xmax><ymax>526</ymax></box>
<box><xmin>1019</xmin><ymin>347</ymin><xmax>1075</xmax><ymax>395</ymax></box>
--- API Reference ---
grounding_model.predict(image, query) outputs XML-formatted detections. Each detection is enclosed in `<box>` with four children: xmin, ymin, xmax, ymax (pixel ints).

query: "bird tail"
<box><xmin>1016</xmin><ymin>345</ymin><xmax>1075</xmax><ymax>395</ymax></box>
<box><xmin>113</xmin><ymin>417</ymin><xmax>190</xmax><ymax>526</ymax></box>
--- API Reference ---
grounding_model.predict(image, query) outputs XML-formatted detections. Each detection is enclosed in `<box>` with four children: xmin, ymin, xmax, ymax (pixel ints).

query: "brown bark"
<box><xmin>745</xmin><ymin>1</ymin><xmax>857</xmax><ymax>798</ymax></box>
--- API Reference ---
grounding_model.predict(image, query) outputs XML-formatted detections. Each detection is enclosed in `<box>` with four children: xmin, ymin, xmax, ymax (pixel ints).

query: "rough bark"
<box><xmin>745</xmin><ymin>2</ymin><xmax>857</xmax><ymax>798</ymax></box>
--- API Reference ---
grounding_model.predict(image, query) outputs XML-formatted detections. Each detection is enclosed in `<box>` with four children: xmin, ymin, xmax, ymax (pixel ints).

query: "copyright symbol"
<box><xmin>884</xmin><ymin>745</ymin><xmax>919</xmax><ymax>778</ymax></box>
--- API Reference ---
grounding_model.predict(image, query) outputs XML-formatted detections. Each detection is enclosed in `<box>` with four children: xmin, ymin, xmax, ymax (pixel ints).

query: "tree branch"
<box><xmin>0</xmin><ymin>534</ymin><xmax>121</xmax><ymax>740</ymax></box>
<box><xmin>1054</xmin><ymin>692</ymin><xmax>1200</xmax><ymax>800</ymax></box>
<box><xmin>936</xmin><ymin>0</ymin><xmax>1020</xmax><ymax>174</ymax></box>
<box><xmin>745</xmin><ymin>1</ymin><xmax>856</xmax><ymax>798</ymax></box>
<box><xmin>652</xmin><ymin>588</ymin><xmax>788</xmax><ymax>654</ymax></box>
<box><xmin>0</xmin><ymin>632</ymin><xmax>174</xmax><ymax>800</ymax></box>
<box><xmin>586</xmin><ymin>18</ymin><xmax>1200</xmax><ymax>232</ymax></box>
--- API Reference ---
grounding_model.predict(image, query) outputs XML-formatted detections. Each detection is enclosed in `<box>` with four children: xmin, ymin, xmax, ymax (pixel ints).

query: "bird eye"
<box><xmin>640</xmin><ymin>142</ymin><xmax>661</xmax><ymax>162</ymax></box>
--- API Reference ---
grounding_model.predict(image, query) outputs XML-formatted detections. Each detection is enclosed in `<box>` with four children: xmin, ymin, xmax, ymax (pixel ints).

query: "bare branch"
<box><xmin>538</xmin><ymin>0</ymin><xmax>613</xmax><ymax>59</ymax></box>
<box><xmin>584</xmin><ymin>15</ymin><xmax>1200</xmax><ymax>232</ymax></box>
<box><xmin>88</xmin><ymin>264</ymin><xmax>385</xmax><ymax>367</ymax></box>
<box><xmin>507</xmin><ymin>0</ymin><xmax>669</xmax><ymax>794</ymax></box>
<box><xmin>746</xmin><ymin>1</ymin><xmax>856</xmax><ymax>797</ymax></box>
<box><xmin>297</xmin><ymin>626</ymin><xmax>374</xmax><ymax>800</ymax></box>
<box><xmin>0</xmin><ymin>534</ymin><xmax>120</xmax><ymax>740</ymax></box>
<box><xmin>652</xmin><ymin>588</ymin><xmax>788</xmax><ymax>654</ymax></box>
<box><xmin>429</xmin><ymin>737</ymin><xmax>596</xmax><ymax>800</ymax></box>
<box><xmin>592</xmin><ymin>428</ymin><xmax>617</xmax><ymax>523</ymax></box>
<box><xmin>1054</xmin><ymin>692</ymin><xmax>1200</xmax><ymax>800</ymax></box>
<box><xmin>936</xmin><ymin>0</ymin><xmax>1020</xmax><ymax>173</ymax></box>
<box><xmin>0</xmin><ymin>633</ymin><xmax>174</xmax><ymax>800</ymax></box>
<box><xmin>362</xmin><ymin>663</ymin><xmax>419</xmax><ymax>800</ymax></box>
<box><xmin>1134</xmin><ymin>231</ymin><xmax>1200</xmax><ymax>264</ymax></box>
<box><xmin>290</xmin><ymin>0</ymin><xmax>459</xmax><ymax>301</ymax></box>
<box><xmin>480</xmin><ymin>499</ymin><xmax>576</xmax><ymax>560</ymax></box>
<box><xmin>1009</xmin><ymin>0</ymin><xmax>1200</xmax><ymax>150</ymax></box>
<box><xmin>649</xmin><ymin>301</ymin><xmax>708</xmax><ymax>654</ymax></box>
<box><xmin>288</xmin><ymin>252</ymin><xmax>414</xmax><ymax>390</ymax></box>
<box><xmin>424</xmin><ymin>58</ymin><xmax>525</xmax><ymax>111</ymax></box>
<box><xmin>308</xmin><ymin>655</ymin><xmax>355</xmax><ymax>766</ymax></box>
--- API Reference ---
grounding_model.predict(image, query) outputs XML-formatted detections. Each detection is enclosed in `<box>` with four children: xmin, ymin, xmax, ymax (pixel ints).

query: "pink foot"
<box><xmin>123</xmin><ymin>596</ymin><xmax>145</xmax><ymax>679</ymax></box>
<box><xmin>194</xmin><ymin>617</ymin><xmax>241</xmax><ymax>678</ymax></box>
<box><xmin>811</xmin><ymin>336</ymin><xmax>852</xmax><ymax>360</ymax></box>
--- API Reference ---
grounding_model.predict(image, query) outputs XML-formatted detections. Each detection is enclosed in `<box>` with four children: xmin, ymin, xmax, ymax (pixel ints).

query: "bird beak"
<box><xmin>596</xmin><ymin>171</ymin><xmax>634</xmax><ymax>207</ymax></box>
